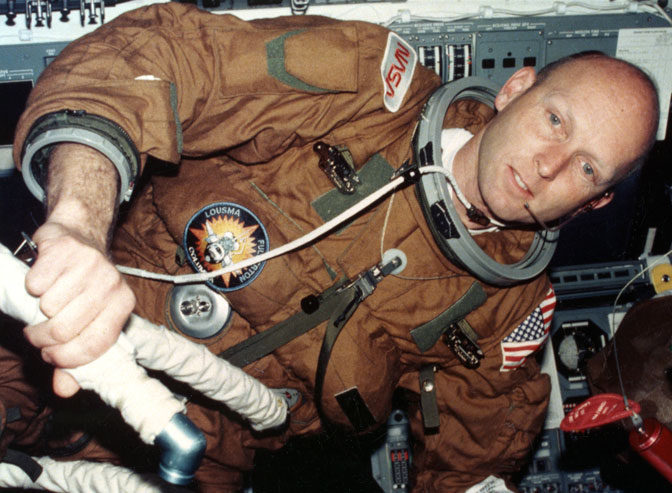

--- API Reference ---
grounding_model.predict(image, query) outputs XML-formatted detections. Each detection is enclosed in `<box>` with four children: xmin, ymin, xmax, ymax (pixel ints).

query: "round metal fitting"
<box><xmin>422</xmin><ymin>379</ymin><xmax>434</xmax><ymax>393</ymax></box>
<box><xmin>169</xmin><ymin>284</ymin><xmax>232</xmax><ymax>339</ymax></box>
<box><xmin>382</xmin><ymin>248</ymin><xmax>408</xmax><ymax>275</ymax></box>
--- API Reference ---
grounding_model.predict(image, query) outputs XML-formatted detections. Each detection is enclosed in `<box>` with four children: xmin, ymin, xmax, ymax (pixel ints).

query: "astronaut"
<box><xmin>204</xmin><ymin>224</ymin><xmax>241</xmax><ymax>268</ymax></box>
<box><xmin>9</xmin><ymin>3</ymin><xmax>658</xmax><ymax>491</ymax></box>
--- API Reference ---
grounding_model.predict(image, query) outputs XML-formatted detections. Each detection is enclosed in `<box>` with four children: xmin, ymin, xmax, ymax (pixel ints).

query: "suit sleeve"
<box><xmin>13</xmin><ymin>2</ymin><xmax>437</xmax><ymax>196</ymax></box>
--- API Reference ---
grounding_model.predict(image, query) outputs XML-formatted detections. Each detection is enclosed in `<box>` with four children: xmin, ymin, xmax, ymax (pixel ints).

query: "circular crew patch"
<box><xmin>183</xmin><ymin>202</ymin><xmax>269</xmax><ymax>292</ymax></box>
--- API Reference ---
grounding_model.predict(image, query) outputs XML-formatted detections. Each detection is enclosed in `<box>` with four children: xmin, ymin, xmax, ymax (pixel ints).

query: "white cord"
<box><xmin>443</xmin><ymin>166</ymin><xmax>474</xmax><ymax>213</ymax></box>
<box><xmin>608</xmin><ymin>246</ymin><xmax>672</xmax><ymax>409</ymax></box>
<box><xmin>610</xmin><ymin>246</ymin><xmax>672</xmax><ymax>334</ymax></box>
<box><xmin>117</xmin><ymin>174</ymin><xmax>404</xmax><ymax>283</ymax></box>
<box><xmin>117</xmin><ymin>165</ymin><xmax>480</xmax><ymax>285</ymax></box>
<box><xmin>379</xmin><ymin>192</ymin><xmax>464</xmax><ymax>282</ymax></box>
<box><xmin>117</xmin><ymin>164</ymin><xmax>514</xmax><ymax>285</ymax></box>
<box><xmin>642</xmin><ymin>1</ymin><xmax>672</xmax><ymax>26</ymax></box>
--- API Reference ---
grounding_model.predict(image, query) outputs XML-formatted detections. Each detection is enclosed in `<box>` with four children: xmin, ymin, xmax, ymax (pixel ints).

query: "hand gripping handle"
<box><xmin>0</xmin><ymin>244</ymin><xmax>205</xmax><ymax>485</ymax></box>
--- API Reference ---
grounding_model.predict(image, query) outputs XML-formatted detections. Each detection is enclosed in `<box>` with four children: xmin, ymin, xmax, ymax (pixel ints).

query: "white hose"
<box><xmin>0</xmin><ymin>243</ymin><xmax>184</xmax><ymax>445</ymax></box>
<box><xmin>0</xmin><ymin>456</ymin><xmax>166</xmax><ymax>492</ymax></box>
<box><xmin>0</xmin><ymin>242</ymin><xmax>286</xmax><ymax>434</ymax></box>
<box><xmin>125</xmin><ymin>314</ymin><xmax>287</xmax><ymax>431</ymax></box>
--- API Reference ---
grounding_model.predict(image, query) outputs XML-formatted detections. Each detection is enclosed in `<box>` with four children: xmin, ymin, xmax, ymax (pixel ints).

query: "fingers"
<box><xmin>25</xmin><ymin>258</ymin><xmax>133</xmax><ymax>347</ymax></box>
<box><xmin>52</xmin><ymin>369</ymin><xmax>81</xmax><ymax>398</ymax></box>
<box><xmin>22</xmin><ymin>220</ymin><xmax>136</xmax><ymax>373</ymax></box>
<box><xmin>25</xmin><ymin>283</ymin><xmax>135</xmax><ymax>367</ymax></box>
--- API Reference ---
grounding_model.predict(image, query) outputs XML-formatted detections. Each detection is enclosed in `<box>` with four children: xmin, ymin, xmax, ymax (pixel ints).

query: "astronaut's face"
<box><xmin>473</xmin><ymin>59</ymin><xmax>654</xmax><ymax>225</ymax></box>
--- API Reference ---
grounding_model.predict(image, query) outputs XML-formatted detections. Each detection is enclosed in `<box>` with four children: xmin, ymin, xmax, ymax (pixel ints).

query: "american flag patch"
<box><xmin>500</xmin><ymin>286</ymin><xmax>556</xmax><ymax>372</ymax></box>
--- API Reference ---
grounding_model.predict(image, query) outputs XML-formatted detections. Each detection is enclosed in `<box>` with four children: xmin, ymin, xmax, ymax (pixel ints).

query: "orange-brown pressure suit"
<box><xmin>13</xmin><ymin>3</ymin><xmax>553</xmax><ymax>491</ymax></box>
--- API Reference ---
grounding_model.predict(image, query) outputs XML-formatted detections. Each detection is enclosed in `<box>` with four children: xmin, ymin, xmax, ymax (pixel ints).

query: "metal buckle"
<box><xmin>337</xmin><ymin>255</ymin><xmax>402</xmax><ymax>302</ymax></box>
<box><xmin>314</xmin><ymin>141</ymin><xmax>360</xmax><ymax>194</ymax></box>
<box><xmin>443</xmin><ymin>319</ymin><xmax>484</xmax><ymax>369</ymax></box>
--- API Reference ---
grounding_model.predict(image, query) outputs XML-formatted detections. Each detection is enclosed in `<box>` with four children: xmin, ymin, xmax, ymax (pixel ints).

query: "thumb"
<box><xmin>53</xmin><ymin>369</ymin><xmax>81</xmax><ymax>398</ymax></box>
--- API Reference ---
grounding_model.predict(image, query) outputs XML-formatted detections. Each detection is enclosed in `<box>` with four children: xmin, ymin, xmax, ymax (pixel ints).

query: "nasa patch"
<box><xmin>183</xmin><ymin>202</ymin><xmax>269</xmax><ymax>292</ymax></box>
<box><xmin>380</xmin><ymin>32</ymin><xmax>417</xmax><ymax>113</ymax></box>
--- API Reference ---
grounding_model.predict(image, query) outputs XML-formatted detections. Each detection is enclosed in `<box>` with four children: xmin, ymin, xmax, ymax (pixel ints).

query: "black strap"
<box><xmin>419</xmin><ymin>365</ymin><xmax>440</xmax><ymax>433</ymax></box>
<box><xmin>221</xmin><ymin>254</ymin><xmax>401</xmax><ymax>369</ymax></box>
<box><xmin>334</xmin><ymin>388</ymin><xmax>376</xmax><ymax>432</ymax></box>
<box><xmin>220</xmin><ymin>281</ymin><xmax>348</xmax><ymax>367</ymax></box>
<box><xmin>2</xmin><ymin>449</ymin><xmax>43</xmax><ymax>482</ymax></box>
<box><xmin>314</xmin><ymin>287</ymin><xmax>362</xmax><ymax>421</ymax></box>
<box><xmin>5</xmin><ymin>407</ymin><xmax>22</xmax><ymax>424</ymax></box>
<box><xmin>221</xmin><ymin>257</ymin><xmax>400</xmax><ymax>430</ymax></box>
<box><xmin>223</xmin><ymin>281</ymin><xmax>365</xmax><ymax>428</ymax></box>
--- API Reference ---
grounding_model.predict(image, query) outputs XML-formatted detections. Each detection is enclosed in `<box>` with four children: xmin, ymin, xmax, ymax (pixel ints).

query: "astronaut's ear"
<box><xmin>495</xmin><ymin>67</ymin><xmax>536</xmax><ymax>111</ymax></box>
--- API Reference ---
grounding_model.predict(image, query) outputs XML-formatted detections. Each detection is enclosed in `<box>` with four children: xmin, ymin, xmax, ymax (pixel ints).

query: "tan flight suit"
<box><xmin>14</xmin><ymin>4</ymin><xmax>551</xmax><ymax>490</ymax></box>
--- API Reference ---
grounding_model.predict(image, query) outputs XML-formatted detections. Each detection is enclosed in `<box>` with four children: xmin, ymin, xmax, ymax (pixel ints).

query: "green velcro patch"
<box><xmin>266</xmin><ymin>31</ymin><xmax>330</xmax><ymax>93</ymax></box>
<box><xmin>312</xmin><ymin>153</ymin><xmax>394</xmax><ymax>227</ymax></box>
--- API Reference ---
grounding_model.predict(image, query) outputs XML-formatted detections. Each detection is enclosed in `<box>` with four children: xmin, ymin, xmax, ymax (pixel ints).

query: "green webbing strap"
<box><xmin>410</xmin><ymin>282</ymin><xmax>487</xmax><ymax>353</ymax></box>
<box><xmin>220</xmin><ymin>281</ymin><xmax>350</xmax><ymax>368</ymax></box>
<box><xmin>419</xmin><ymin>364</ymin><xmax>440</xmax><ymax>433</ymax></box>
<box><xmin>221</xmin><ymin>257</ymin><xmax>397</xmax><ymax>430</ymax></box>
